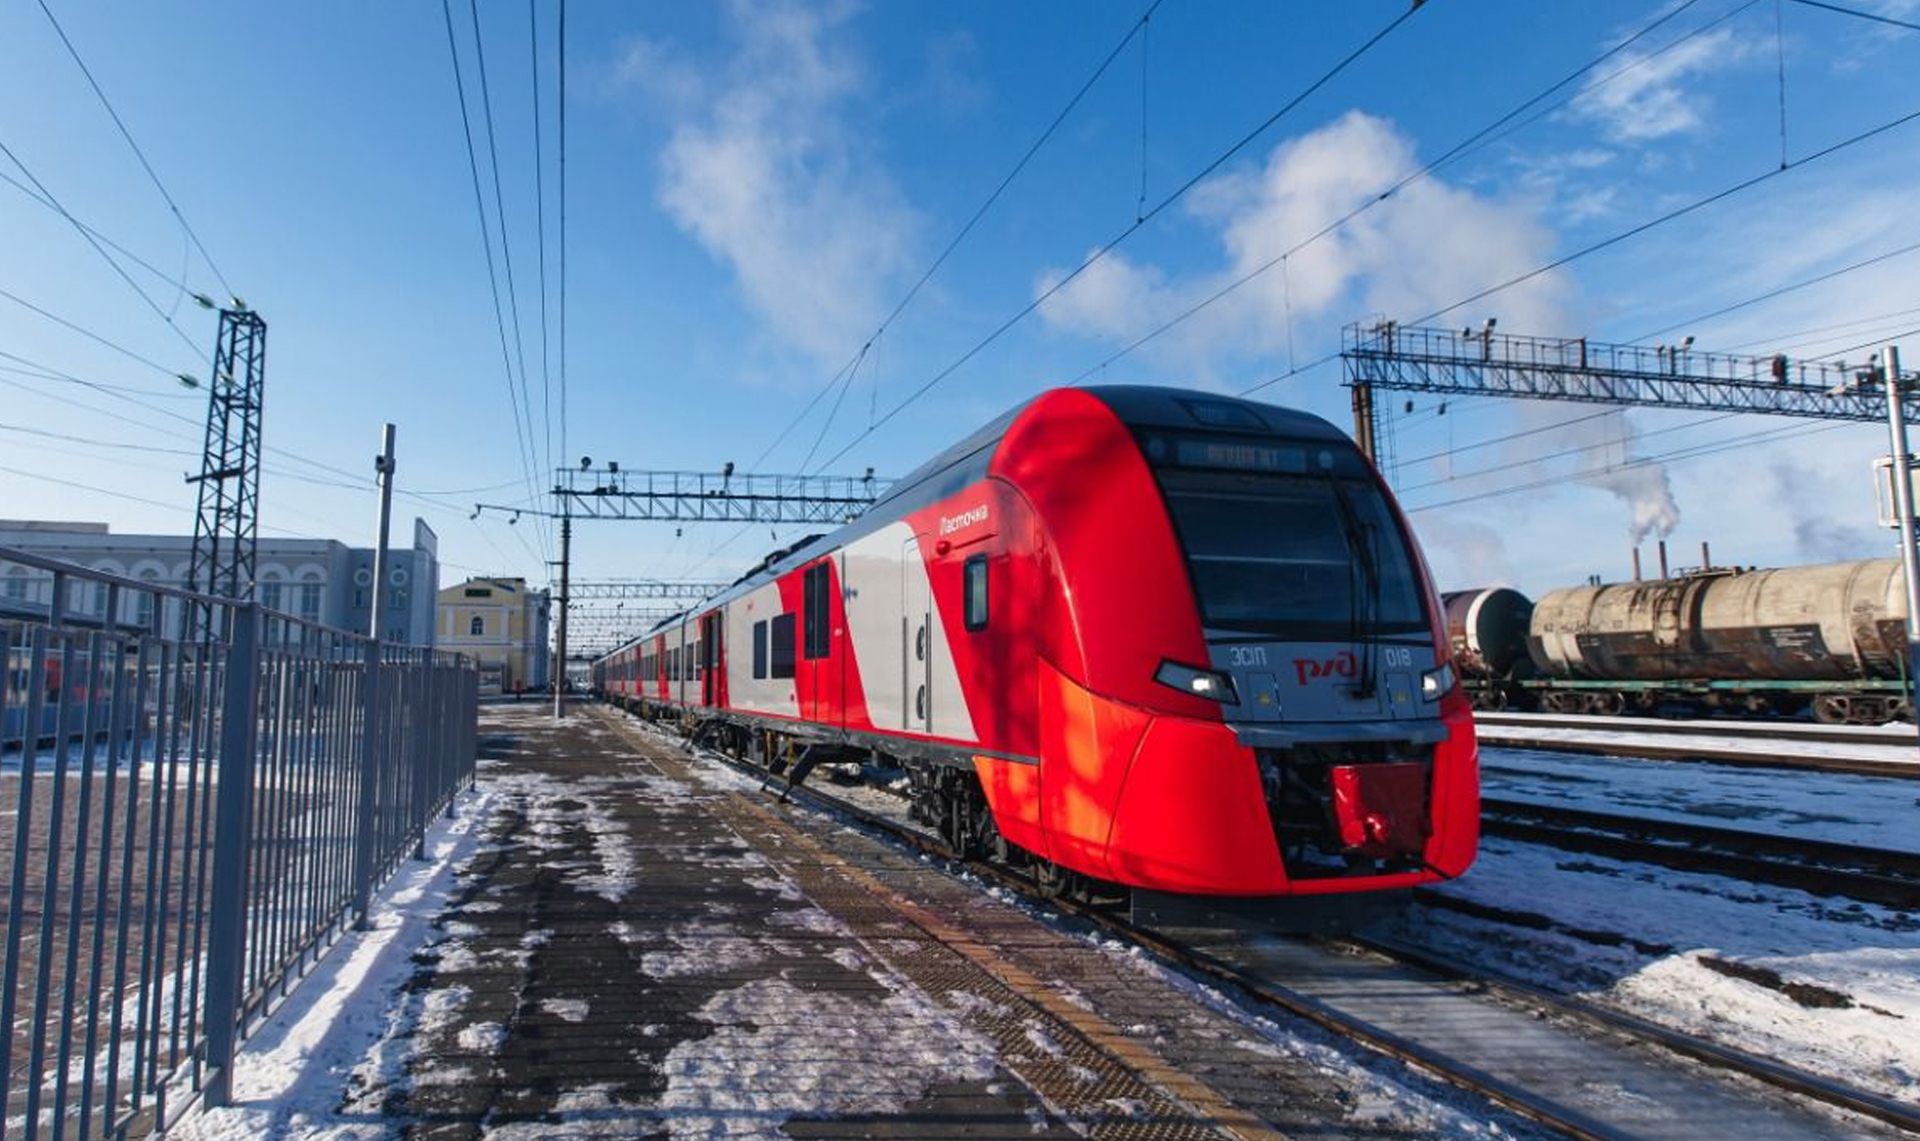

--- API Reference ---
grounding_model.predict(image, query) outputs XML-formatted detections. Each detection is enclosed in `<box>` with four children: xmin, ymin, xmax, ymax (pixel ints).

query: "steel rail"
<box><xmin>597</xmin><ymin>702</ymin><xmax>1920</xmax><ymax>1141</ymax></box>
<box><xmin>1481</xmin><ymin>797</ymin><xmax>1920</xmax><ymax>909</ymax></box>
<box><xmin>1475</xmin><ymin>712</ymin><xmax>1906</xmax><ymax>749</ymax></box>
<box><xmin>1477</xmin><ymin>727</ymin><xmax>1920</xmax><ymax>779</ymax></box>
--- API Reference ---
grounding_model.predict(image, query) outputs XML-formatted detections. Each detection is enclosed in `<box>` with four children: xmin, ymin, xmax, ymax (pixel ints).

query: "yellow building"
<box><xmin>437</xmin><ymin>577</ymin><xmax>551</xmax><ymax>695</ymax></box>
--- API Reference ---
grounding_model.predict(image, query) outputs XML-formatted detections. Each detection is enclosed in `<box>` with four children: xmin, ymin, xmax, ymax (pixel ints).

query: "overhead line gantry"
<box><xmin>474</xmin><ymin>463</ymin><xmax>890</xmax><ymax>718</ymax></box>
<box><xmin>1341</xmin><ymin>320</ymin><xmax>1918</xmax><ymax>462</ymax></box>
<box><xmin>1341</xmin><ymin>318</ymin><xmax>1920</xmax><ymax>745</ymax></box>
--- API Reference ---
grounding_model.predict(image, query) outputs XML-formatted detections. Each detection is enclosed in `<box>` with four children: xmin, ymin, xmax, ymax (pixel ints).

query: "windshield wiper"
<box><xmin>1327</xmin><ymin>478</ymin><xmax>1380</xmax><ymax>698</ymax></box>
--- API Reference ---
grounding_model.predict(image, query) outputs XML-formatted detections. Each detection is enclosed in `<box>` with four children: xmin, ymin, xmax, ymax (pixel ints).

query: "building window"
<box><xmin>4</xmin><ymin>569</ymin><xmax>26</xmax><ymax>600</ymax></box>
<box><xmin>298</xmin><ymin>580</ymin><xmax>323</xmax><ymax>622</ymax></box>
<box><xmin>470</xmin><ymin>616</ymin><xmax>485</xmax><ymax>637</ymax></box>
<box><xmin>135</xmin><ymin>569</ymin><xmax>161</xmax><ymax>629</ymax></box>
<box><xmin>260</xmin><ymin>579</ymin><xmax>285</xmax><ymax>613</ymax></box>
<box><xmin>752</xmin><ymin>620</ymin><xmax>768</xmax><ymax>679</ymax></box>
<box><xmin>964</xmin><ymin>555</ymin><xmax>989</xmax><ymax>631</ymax></box>
<box><xmin>769</xmin><ymin>612</ymin><xmax>796</xmax><ymax>679</ymax></box>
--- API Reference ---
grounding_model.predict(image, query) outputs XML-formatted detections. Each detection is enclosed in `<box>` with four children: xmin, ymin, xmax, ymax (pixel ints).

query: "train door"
<box><xmin>701</xmin><ymin>611</ymin><xmax>721</xmax><ymax>708</ymax></box>
<box><xmin>902</xmin><ymin>537</ymin><xmax>932</xmax><ymax>733</ymax></box>
<box><xmin>802</xmin><ymin>560</ymin><xmax>830</xmax><ymax>723</ymax></box>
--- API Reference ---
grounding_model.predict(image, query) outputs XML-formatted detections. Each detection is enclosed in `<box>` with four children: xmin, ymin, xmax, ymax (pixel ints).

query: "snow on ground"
<box><xmin>1474</xmin><ymin>720</ymin><xmax>1919</xmax><ymax>769</ymax></box>
<box><xmin>167</xmin><ymin>785</ymin><xmax>499</xmax><ymax>1141</ymax></box>
<box><xmin>652</xmin><ymin>976</ymin><xmax>998</xmax><ymax>1140</ymax></box>
<box><xmin>1482</xmin><ymin>745</ymin><xmax>1920</xmax><ymax>850</ymax></box>
<box><xmin>1373</xmin><ymin>832</ymin><xmax>1920</xmax><ymax>1103</ymax></box>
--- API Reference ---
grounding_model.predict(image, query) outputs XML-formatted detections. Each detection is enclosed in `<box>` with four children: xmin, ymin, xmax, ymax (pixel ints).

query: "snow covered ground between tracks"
<box><xmin>1377</xmin><ymin>745</ymin><xmax>1920</xmax><ymax>1104</ymax></box>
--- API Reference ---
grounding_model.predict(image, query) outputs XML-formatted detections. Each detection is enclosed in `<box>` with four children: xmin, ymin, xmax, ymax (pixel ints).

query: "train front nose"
<box><xmin>1104</xmin><ymin>635</ymin><xmax>1476</xmax><ymax>895</ymax></box>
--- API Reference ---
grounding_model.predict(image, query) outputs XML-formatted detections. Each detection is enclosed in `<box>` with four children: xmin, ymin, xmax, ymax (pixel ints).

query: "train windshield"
<box><xmin>1142</xmin><ymin>432</ymin><xmax>1429</xmax><ymax>639</ymax></box>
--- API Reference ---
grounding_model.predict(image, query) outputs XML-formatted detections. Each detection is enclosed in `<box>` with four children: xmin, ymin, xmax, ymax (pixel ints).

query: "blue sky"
<box><xmin>4</xmin><ymin>0</ymin><xmax>1919</xmax><ymax>614</ymax></box>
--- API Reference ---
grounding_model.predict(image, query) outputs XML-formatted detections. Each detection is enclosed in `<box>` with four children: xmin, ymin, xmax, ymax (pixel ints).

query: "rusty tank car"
<box><xmin>1440</xmin><ymin>588</ymin><xmax>1535</xmax><ymax>709</ymax></box>
<box><xmin>1448</xmin><ymin>557</ymin><xmax>1912</xmax><ymax>724</ymax></box>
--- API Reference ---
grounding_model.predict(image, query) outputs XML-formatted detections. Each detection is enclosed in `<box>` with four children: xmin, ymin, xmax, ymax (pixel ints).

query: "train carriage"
<box><xmin>595</xmin><ymin>386</ymin><xmax>1479</xmax><ymax>900</ymax></box>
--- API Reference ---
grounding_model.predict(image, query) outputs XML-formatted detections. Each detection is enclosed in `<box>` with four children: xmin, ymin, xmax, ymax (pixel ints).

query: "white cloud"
<box><xmin>637</xmin><ymin>0</ymin><xmax>918</xmax><ymax>365</ymax></box>
<box><xmin>1568</xmin><ymin>28</ymin><xmax>1750</xmax><ymax>142</ymax></box>
<box><xmin>1035</xmin><ymin>111</ymin><xmax>1576</xmax><ymax>360</ymax></box>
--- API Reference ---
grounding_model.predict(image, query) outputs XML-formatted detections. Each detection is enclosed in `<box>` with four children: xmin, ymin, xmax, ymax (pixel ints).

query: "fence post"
<box><xmin>412</xmin><ymin>654</ymin><xmax>431</xmax><ymax>859</ymax></box>
<box><xmin>202</xmin><ymin>603</ymin><xmax>260</xmax><ymax>1108</ymax></box>
<box><xmin>353</xmin><ymin>638</ymin><xmax>383</xmax><ymax>929</ymax></box>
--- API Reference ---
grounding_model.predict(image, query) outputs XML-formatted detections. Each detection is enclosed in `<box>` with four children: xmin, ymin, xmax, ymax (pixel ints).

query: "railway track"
<box><xmin>1481</xmin><ymin>796</ymin><xmax>1920</xmax><ymax>910</ymax></box>
<box><xmin>600</xmin><ymin>704</ymin><xmax>1920</xmax><ymax>1141</ymax></box>
<box><xmin>1474</xmin><ymin>712</ymin><xmax>1919</xmax><ymax>778</ymax></box>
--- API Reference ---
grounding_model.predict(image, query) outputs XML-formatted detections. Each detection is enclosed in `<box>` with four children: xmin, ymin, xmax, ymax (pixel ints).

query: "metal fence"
<box><xmin>0</xmin><ymin>548</ymin><xmax>478</xmax><ymax>1139</ymax></box>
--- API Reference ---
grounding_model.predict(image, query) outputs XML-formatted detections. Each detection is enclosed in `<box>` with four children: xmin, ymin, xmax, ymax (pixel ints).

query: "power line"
<box><xmin>1413</xmin><ymin>105</ymin><xmax>1920</xmax><ymax>327</ymax></box>
<box><xmin>441</xmin><ymin>0</ymin><xmax>548</xmax><ymax>565</ymax></box>
<box><xmin>813</xmin><ymin>1</ymin><xmax>1427</xmax><ymax>475</ymax></box>
<box><xmin>1782</xmin><ymin>0</ymin><xmax>1920</xmax><ymax>33</ymax></box>
<box><xmin>468</xmin><ymin>0</ymin><xmax>549</xmax><ymax>562</ymax></box>
<box><xmin>1398</xmin><ymin>410</ymin><xmax>1742</xmax><ymax>493</ymax></box>
<box><xmin>0</xmin><ymin>138</ymin><xmax>206</xmax><ymax>358</ymax></box>
<box><xmin>0</xmin><ymin>284</ymin><xmax>191</xmax><ymax>380</ymax></box>
<box><xmin>32</xmin><ymin>0</ymin><xmax>235</xmax><ymax>298</ymax></box>
<box><xmin>750</xmin><ymin>0</ymin><xmax>1166</xmax><ymax>471</ymax></box>
<box><xmin>1628</xmin><ymin>238</ymin><xmax>1920</xmax><ymax>344</ymax></box>
<box><xmin>530</xmin><ymin>0</ymin><xmax>554</xmax><ymax>511</ymax></box>
<box><xmin>1810</xmin><ymin>323</ymin><xmax>1920</xmax><ymax>362</ymax></box>
<box><xmin>1068</xmin><ymin>0</ymin><xmax>1727</xmax><ymax>386</ymax></box>
<box><xmin>1404</xmin><ymin>418</ymin><xmax>1848</xmax><ymax>514</ymax></box>
<box><xmin>0</xmin><ymin>420</ymin><xmax>196</xmax><ymax>456</ymax></box>
<box><xmin>0</xmin><ymin>165</ymin><xmax>204</xmax><ymax>297</ymax></box>
<box><xmin>558</xmin><ymin>0</ymin><xmax>569</xmax><ymax>486</ymax></box>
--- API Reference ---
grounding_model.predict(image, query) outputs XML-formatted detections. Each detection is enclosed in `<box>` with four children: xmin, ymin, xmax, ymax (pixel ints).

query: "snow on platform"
<box><xmin>171</xmin><ymin>703</ymin><xmax>1541</xmax><ymax>1141</ymax></box>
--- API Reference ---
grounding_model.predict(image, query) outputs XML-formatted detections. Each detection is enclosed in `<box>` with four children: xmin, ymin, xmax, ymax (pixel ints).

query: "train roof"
<box><xmin>616</xmin><ymin>386</ymin><xmax>1346</xmax><ymax>650</ymax></box>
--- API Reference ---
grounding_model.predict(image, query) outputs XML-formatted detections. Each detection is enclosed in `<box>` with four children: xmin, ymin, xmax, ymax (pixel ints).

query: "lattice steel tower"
<box><xmin>187</xmin><ymin>306</ymin><xmax>267</xmax><ymax>606</ymax></box>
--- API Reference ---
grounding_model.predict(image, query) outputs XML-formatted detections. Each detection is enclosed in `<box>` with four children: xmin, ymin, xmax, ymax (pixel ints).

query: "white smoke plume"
<box><xmin>1505</xmin><ymin>405</ymin><xmax>1680</xmax><ymax>545</ymax></box>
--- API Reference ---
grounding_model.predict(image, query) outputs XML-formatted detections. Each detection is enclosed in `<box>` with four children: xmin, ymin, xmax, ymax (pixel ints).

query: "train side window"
<box><xmin>770</xmin><ymin>612</ymin><xmax>796</xmax><ymax>679</ymax></box>
<box><xmin>801</xmin><ymin>564</ymin><xmax>826</xmax><ymax>660</ymax></box>
<box><xmin>963</xmin><ymin>555</ymin><xmax>989</xmax><ymax>631</ymax></box>
<box><xmin>753</xmin><ymin>620</ymin><xmax>768</xmax><ymax>679</ymax></box>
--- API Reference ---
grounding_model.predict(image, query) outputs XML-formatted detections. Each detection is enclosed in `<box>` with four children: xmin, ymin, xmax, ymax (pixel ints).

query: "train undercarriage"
<box><xmin>1462</xmin><ymin>678</ymin><xmax>1914</xmax><ymax>725</ymax></box>
<box><xmin>601</xmin><ymin>692</ymin><xmax>1422</xmax><ymax>922</ymax></box>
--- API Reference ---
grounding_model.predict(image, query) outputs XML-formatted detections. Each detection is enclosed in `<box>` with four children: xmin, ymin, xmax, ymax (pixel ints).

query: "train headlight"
<box><xmin>1420</xmin><ymin>661</ymin><xmax>1456</xmax><ymax>701</ymax></box>
<box><xmin>1155</xmin><ymin>660</ymin><xmax>1239</xmax><ymax>705</ymax></box>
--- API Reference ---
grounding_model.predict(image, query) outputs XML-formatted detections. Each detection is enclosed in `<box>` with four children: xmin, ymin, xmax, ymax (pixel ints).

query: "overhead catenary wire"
<box><xmin>558</xmin><ymin>0</ymin><xmax>569</xmax><ymax>491</ymax></box>
<box><xmin>0</xmin><ymin>285</ymin><xmax>190</xmax><ymax>380</ymax></box>
<box><xmin>1410</xmin><ymin>106</ymin><xmax>1920</xmax><ymax>328</ymax></box>
<box><xmin>0</xmin><ymin>138</ymin><xmax>206</xmax><ymax>360</ymax></box>
<box><xmin>441</xmin><ymin>0</ymin><xmax>550</xmax><ymax>567</ymax></box>
<box><xmin>1781</xmin><ymin>0</ymin><xmax>1920</xmax><ymax>33</ymax></box>
<box><xmin>0</xmin><ymin>165</ymin><xmax>206</xmax><ymax>298</ymax></box>
<box><xmin>467</xmin><ymin>0</ymin><xmax>551</xmax><ymax>561</ymax></box>
<box><xmin>812</xmin><ymin>0</ymin><xmax>1428</xmax><ymax>476</ymax></box>
<box><xmin>32</xmin><ymin>0</ymin><xmax>235</xmax><ymax>299</ymax></box>
<box><xmin>1070</xmin><ymin>0</ymin><xmax>1728</xmax><ymax>387</ymax></box>
<box><xmin>750</xmin><ymin>0</ymin><xmax>1168</xmax><ymax>472</ymax></box>
<box><xmin>530</xmin><ymin>0</ymin><xmax>554</xmax><ymax>515</ymax></box>
<box><xmin>1405</xmin><ymin>418</ymin><xmax>1850</xmax><ymax>515</ymax></box>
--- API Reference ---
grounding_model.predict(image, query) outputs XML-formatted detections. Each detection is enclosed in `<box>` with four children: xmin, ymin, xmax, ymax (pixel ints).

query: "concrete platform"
<box><xmin>193</xmin><ymin>702</ymin><xmax>1550</xmax><ymax>1141</ymax></box>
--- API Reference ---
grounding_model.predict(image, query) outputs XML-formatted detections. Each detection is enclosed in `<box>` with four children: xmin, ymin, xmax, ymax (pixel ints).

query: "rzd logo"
<box><xmin>1292</xmin><ymin>651</ymin><xmax>1357</xmax><ymax>686</ymax></box>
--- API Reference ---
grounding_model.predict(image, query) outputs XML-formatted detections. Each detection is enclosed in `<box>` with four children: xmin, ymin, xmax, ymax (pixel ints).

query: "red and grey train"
<box><xmin>593</xmin><ymin>387</ymin><xmax>1478</xmax><ymax>900</ymax></box>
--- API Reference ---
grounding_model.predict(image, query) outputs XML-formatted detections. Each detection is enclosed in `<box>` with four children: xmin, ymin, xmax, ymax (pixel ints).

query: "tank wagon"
<box><xmin>594</xmin><ymin>386</ymin><xmax>1479</xmax><ymax>905</ymax></box>
<box><xmin>1444</xmin><ymin>558</ymin><xmax>1912</xmax><ymax>724</ymax></box>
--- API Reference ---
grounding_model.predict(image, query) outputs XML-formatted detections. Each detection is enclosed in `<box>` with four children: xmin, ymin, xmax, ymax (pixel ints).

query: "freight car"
<box><xmin>595</xmin><ymin>386</ymin><xmax>1479</xmax><ymax>905</ymax></box>
<box><xmin>1444</xmin><ymin>558</ymin><xmax>1912</xmax><ymax>724</ymax></box>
